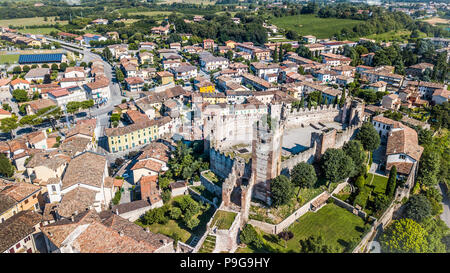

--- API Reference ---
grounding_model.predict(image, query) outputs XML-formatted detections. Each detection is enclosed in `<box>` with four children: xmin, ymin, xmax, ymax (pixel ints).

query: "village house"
<box><xmin>0</xmin><ymin>181</ymin><xmax>43</xmax><ymax>223</ymax></box>
<box><xmin>0</xmin><ymin>210</ymin><xmax>42</xmax><ymax>253</ymax></box>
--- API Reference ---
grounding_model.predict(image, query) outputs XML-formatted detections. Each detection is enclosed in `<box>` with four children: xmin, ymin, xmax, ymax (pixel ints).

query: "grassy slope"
<box><xmin>269</xmin><ymin>14</ymin><xmax>360</xmax><ymax>39</ymax></box>
<box><xmin>239</xmin><ymin>203</ymin><xmax>368</xmax><ymax>253</ymax></box>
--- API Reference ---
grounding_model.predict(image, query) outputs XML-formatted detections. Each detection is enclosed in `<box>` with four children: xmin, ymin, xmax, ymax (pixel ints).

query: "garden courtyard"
<box><xmin>238</xmin><ymin>203</ymin><xmax>370</xmax><ymax>253</ymax></box>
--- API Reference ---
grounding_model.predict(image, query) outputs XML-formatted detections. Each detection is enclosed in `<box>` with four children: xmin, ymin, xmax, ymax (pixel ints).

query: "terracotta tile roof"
<box><xmin>61</xmin><ymin>151</ymin><xmax>107</xmax><ymax>190</ymax></box>
<box><xmin>373</xmin><ymin>115</ymin><xmax>401</xmax><ymax>126</ymax></box>
<box><xmin>10</xmin><ymin>78</ymin><xmax>30</xmax><ymax>86</ymax></box>
<box><xmin>72</xmin><ymin>221</ymin><xmax>156</xmax><ymax>253</ymax></box>
<box><xmin>137</xmin><ymin>142</ymin><xmax>170</xmax><ymax>162</ymax></box>
<box><xmin>7</xmin><ymin>138</ymin><xmax>27</xmax><ymax>152</ymax></box>
<box><xmin>169</xmin><ymin>181</ymin><xmax>187</xmax><ymax>190</ymax></box>
<box><xmin>125</xmin><ymin>77</ymin><xmax>144</xmax><ymax>85</ymax></box>
<box><xmin>0</xmin><ymin>182</ymin><xmax>41</xmax><ymax>203</ymax></box>
<box><xmin>0</xmin><ymin>78</ymin><xmax>11</xmax><ymax>87</ymax></box>
<box><xmin>0</xmin><ymin>210</ymin><xmax>41</xmax><ymax>252</ymax></box>
<box><xmin>112</xmin><ymin>199</ymin><xmax>152</xmax><ymax>214</ymax></box>
<box><xmin>0</xmin><ymin>108</ymin><xmax>11</xmax><ymax>116</ymax></box>
<box><xmin>386</xmin><ymin>162</ymin><xmax>414</xmax><ymax>175</ymax></box>
<box><xmin>139</xmin><ymin>175</ymin><xmax>161</xmax><ymax>204</ymax></box>
<box><xmin>126</xmin><ymin>110</ymin><xmax>150</xmax><ymax>123</ymax></box>
<box><xmin>59</xmin><ymin>136</ymin><xmax>92</xmax><ymax>158</ymax></box>
<box><xmin>41</xmin><ymin>210</ymin><xmax>101</xmax><ymax>247</ymax></box>
<box><xmin>57</xmin><ymin>187</ymin><xmax>97</xmax><ymax>218</ymax></box>
<box><xmin>26</xmin><ymin>99</ymin><xmax>56</xmax><ymax>112</ymax></box>
<box><xmin>24</xmin><ymin>130</ymin><xmax>46</xmax><ymax>145</ymax></box>
<box><xmin>25</xmin><ymin>151</ymin><xmax>70</xmax><ymax>170</ymax></box>
<box><xmin>65</xmin><ymin>119</ymin><xmax>96</xmax><ymax>138</ymax></box>
<box><xmin>102</xmin><ymin>213</ymin><xmax>172</xmax><ymax>251</ymax></box>
<box><xmin>131</xmin><ymin>159</ymin><xmax>162</xmax><ymax>173</ymax></box>
<box><xmin>386</xmin><ymin>125</ymin><xmax>423</xmax><ymax>161</ymax></box>
<box><xmin>0</xmin><ymin>194</ymin><xmax>17</xmax><ymax>215</ymax></box>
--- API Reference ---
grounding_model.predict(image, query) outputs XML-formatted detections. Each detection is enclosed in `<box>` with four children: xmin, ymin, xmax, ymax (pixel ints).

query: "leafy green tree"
<box><xmin>185</xmin><ymin>217</ymin><xmax>200</xmax><ymax>230</ymax></box>
<box><xmin>103</xmin><ymin>47</ymin><xmax>113</xmax><ymax>62</ymax></box>
<box><xmin>12</xmin><ymin>66</ymin><xmax>21</xmax><ymax>74</ymax></box>
<box><xmin>343</xmin><ymin>140</ymin><xmax>366</xmax><ymax>177</ymax></box>
<box><xmin>355</xmin><ymin>175</ymin><xmax>365</xmax><ymax>189</ymax></box>
<box><xmin>385</xmin><ymin>166</ymin><xmax>397</xmax><ymax>197</ymax></box>
<box><xmin>0</xmin><ymin>116</ymin><xmax>18</xmax><ymax>137</ymax></box>
<box><xmin>51</xmin><ymin>64</ymin><xmax>59</xmax><ymax>71</ymax></box>
<box><xmin>240</xmin><ymin>224</ymin><xmax>263</xmax><ymax>249</ymax></box>
<box><xmin>380</xmin><ymin>218</ymin><xmax>429</xmax><ymax>253</ymax></box>
<box><xmin>271</xmin><ymin>175</ymin><xmax>295</xmax><ymax>207</ymax></box>
<box><xmin>12</xmin><ymin>89</ymin><xmax>29</xmax><ymax>103</ymax></box>
<box><xmin>169</xmin><ymin>207</ymin><xmax>182</xmax><ymax>220</ymax></box>
<box><xmin>320</xmin><ymin>148</ymin><xmax>354</xmax><ymax>183</ymax></box>
<box><xmin>19</xmin><ymin>115</ymin><xmax>42</xmax><ymax>126</ymax></box>
<box><xmin>291</xmin><ymin>162</ymin><xmax>316</xmax><ymax>195</ymax></box>
<box><xmin>116</xmin><ymin>67</ymin><xmax>124</xmax><ymax>82</ymax></box>
<box><xmin>404</xmin><ymin>194</ymin><xmax>432</xmax><ymax>223</ymax></box>
<box><xmin>0</xmin><ymin>154</ymin><xmax>14</xmax><ymax>177</ymax></box>
<box><xmin>355</xmin><ymin>122</ymin><xmax>380</xmax><ymax>151</ymax></box>
<box><xmin>299</xmin><ymin>235</ymin><xmax>338</xmax><ymax>253</ymax></box>
<box><xmin>417</xmin><ymin>149</ymin><xmax>440</xmax><ymax>187</ymax></box>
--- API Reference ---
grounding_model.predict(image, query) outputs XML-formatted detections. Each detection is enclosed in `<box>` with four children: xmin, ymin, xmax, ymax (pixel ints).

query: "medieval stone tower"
<box><xmin>251</xmin><ymin>103</ymin><xmax>286</xmax><ymax>205</ymax></box>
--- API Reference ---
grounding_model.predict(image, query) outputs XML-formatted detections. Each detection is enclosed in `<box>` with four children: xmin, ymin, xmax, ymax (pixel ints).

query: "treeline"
<box><xmin>171</xmin><ymin>13</ymin><xmax>268</xmax><ymax>45</ymax></box>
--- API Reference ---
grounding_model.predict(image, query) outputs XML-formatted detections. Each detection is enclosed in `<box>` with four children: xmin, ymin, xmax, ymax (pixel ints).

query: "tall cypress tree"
<box><xmin>279</xmin><ymin>45</ymin><xmax>283</xmax><ymax>63</ymax></box>
<box><xmin>339</xmin><ymin>87</ymin><xmax>346</xmax><ymax>107</ymax></box>
<box><xmin>386</xmin><ymin>166</ymin><xmax>397</xmax><ymax>197</ymax></box>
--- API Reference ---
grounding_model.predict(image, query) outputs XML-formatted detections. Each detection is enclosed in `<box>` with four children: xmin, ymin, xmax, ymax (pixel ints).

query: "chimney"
<box><xmin>145</xmin><ymin>227</ymin><xmax>150</xmax><ymax>233</ymax></box>
<box><xmin>162</xmin><ymin>239</ymin><xmax>167</xmax><ymax>245</ymax></box>
<box><xmin>118</xmin><ymin>231</ymin><xmax>124</xmax><ymax>237</ymax></box>
<box><xmin>115</xmin><ymin>209</ymin><xmax>119</xmax><ymax>215</ymax></box>
<box><xmin>71</xmin><ymin>215</ymin><xmax>75</xmax><ymax>222</ymax></box>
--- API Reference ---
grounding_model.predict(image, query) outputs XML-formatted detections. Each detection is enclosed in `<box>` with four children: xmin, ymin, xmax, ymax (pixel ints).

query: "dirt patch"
<box><xmin>423</xmin><ymin>17</ymin><xmax>449</xmax><ymax>26</ymax></box>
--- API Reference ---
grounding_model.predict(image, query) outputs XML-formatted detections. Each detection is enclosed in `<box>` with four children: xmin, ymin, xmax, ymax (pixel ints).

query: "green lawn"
<box><xmin>238</xmin><ymin>203</ymin><xmax>369</xmax><ymax>253</ymax></box>
<box><xmin>269</xmin><ymin>14</ymin><xmax>361</xmax><ymax>38</ymax></box>
<box><xmin>210</xmin><ymin>210</ymin><xmax>237</xmax><ymax>230</ymax></box>
<box><xmin>135</xmin><ymin>195</ymin><xmax>216</xmax><ymax>244</ymax></box>
<box><xmin>0</xmin><ymin>54</ymin><xmax>19</xmax><ymax>64</ymax></box>
<box><xmin>366</xmin><ymin>173</ymin><xmax>389</xmax><ymax>196</ymax></box>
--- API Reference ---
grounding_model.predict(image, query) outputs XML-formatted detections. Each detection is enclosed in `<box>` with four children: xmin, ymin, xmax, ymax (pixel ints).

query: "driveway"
<box><xmin>369</xmin><ymin>145</ymin><xmax>386</xmax><ymax>175</ymax></box>
<box><xmin>437</xmin><ymin>183</ymin><xmax>450</xmax><ymax>228</ymax></box>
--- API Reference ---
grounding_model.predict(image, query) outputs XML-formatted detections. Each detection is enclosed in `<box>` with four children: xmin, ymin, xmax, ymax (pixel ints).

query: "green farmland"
<box><xmin>269</xmin><ymin>14</ymin><xmax>361</xmax><ymax>39</ymax></box>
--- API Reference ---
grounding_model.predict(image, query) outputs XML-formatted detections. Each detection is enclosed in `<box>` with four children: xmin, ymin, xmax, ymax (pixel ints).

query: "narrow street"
<box><xmin>437</xmin><ymin>183</ymin><xmax>450</xmax><ymax>228</ymax></box>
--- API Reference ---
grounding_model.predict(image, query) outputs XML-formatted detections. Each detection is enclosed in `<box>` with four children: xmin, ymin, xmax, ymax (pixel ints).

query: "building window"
<box><xmin>24</xmin><ymin>199</ymin><xmax>29</xmax><ymax>204</ymax></box>
<box><xmin>52</xmin><ymin>185</ymin><xmax>56</xmax><ymax>192</ymax></box>
<box><xmin>16</xmin><ymin>243</ymin><xmax>20</xmax><ymax>249</ymax></box>
<box><xmin>400</xmin><ymin>155</ymin><xmax>406</xmax><ymax>160</ymax></box>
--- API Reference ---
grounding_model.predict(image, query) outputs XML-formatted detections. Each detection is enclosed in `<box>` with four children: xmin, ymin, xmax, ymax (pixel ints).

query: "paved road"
<box><xmin>437</xmin><ymin>183</ymin><xmax>450</xmax><ymax>228</ymax></box>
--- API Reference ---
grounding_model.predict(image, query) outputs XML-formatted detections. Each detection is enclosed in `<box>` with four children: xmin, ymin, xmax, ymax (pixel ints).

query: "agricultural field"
<box><xmin>0</xmin><ymin>17</ymin><xmax>67</xmax><ymax>27</ymax></box>
<box><xmin>0</xmin><ymin>54</ymin><xmax>19</xmax><ymax>64</ymax></box>
<box><xmin>269</xmin><ymin>14</ymin><xmax>360</xmax><ymax>39</ymax></box>
<box><xmin>126</xmin><ymin>11</ymin><xmax>177</xmax><ymax>17</ymax></box>
<box><xmin>157</xmin><ymin>0</ymin><xmax>216</xmax><ymax>5</ymax></box>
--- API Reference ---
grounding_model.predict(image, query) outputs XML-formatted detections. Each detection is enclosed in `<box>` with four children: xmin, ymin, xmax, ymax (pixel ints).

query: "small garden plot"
<box><xmin>202</xmin><ymin>170</ymin><xmax>223</xmax><ymax>186</ymax></box>
<box><xmin>190</xmin><ymin>185</ymin><xmax>220</xmax><ymax>202</ymax></box>
<box><xmin>334</xmin><ymin>184</ymin><xmax>352</xmax><ymax>203</ymax></box>
<box><xmin>135</xmin><ymin>195</ymin><xmax>216</xmax><ymax>244</ymax></box>
<box><xmin>210</xmin><ymin>210</ymin><xmax>237</xmax><ymax>230</ymax></box>
<box><xmin>198</xmin><ymin>235</ymin><xmax>216</xmax><ymax>253</ymax></box>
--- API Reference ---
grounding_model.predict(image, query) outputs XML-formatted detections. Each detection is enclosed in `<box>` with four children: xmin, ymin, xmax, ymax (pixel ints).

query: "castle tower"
<box><xmin>251</xmin><ymin>104</ymin><xmax>285</xmax><ymax>205</ymax></box>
